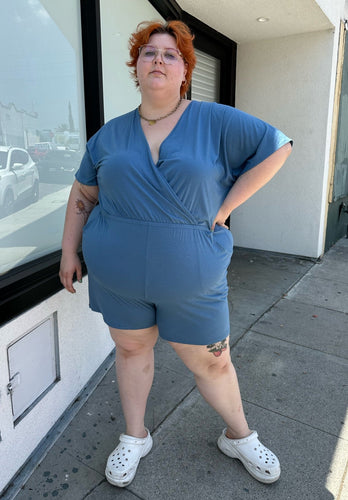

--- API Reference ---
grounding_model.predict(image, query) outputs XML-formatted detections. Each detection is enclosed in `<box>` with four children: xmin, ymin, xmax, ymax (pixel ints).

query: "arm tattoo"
<box><xmin>75</xmin><ymin>198</ymin><xmax>92</xmax><ymax>223</ymax></box>
<box><xmin>206</xmin><ymin>338</ymin><xmax>228</xmax><ymax>357</ymax></box>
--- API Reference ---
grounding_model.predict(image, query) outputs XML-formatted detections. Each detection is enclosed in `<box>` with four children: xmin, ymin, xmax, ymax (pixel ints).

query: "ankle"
<box><xmin>125</xmin><ymin>427</ymin><xmax>148</xmax><ymax>439</ymax></box>
<box><xmin>225</xmin><ymin>428</ymin><xmax>252</xmax><ymax>440</ymax></box>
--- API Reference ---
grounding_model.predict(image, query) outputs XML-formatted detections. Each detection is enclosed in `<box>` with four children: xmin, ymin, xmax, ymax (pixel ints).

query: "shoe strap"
<box><xmin>119</xmin><ymin>431</ymin><xmax>149</xmax><ymax>446</ymax></box>
<box><xmin>226</xmin><ymin>430</ymin><xmax>258</xmax><ymax>445</ymax></box>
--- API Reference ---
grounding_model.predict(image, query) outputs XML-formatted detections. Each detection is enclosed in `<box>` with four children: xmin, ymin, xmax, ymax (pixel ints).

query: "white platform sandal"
<box><xmin>105</xmin><ymin>429</ymin><xmax>153</xmax><ymax>487</ymax></box>
<box><xmin>217</xmin><ymin>429</ymin><xmax>281</xmax><ymax>483</ymax></box>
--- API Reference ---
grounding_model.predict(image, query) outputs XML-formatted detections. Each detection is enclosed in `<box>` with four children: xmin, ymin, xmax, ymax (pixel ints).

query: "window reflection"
<box><xmin>0</xmin><ymin>0</ymin><xmax>84</xmax><ymax>275</ymax></box>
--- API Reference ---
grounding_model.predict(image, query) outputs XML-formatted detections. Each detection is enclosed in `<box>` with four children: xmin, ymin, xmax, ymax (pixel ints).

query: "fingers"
<box><xmin>59</xmin><ymin>254</ymin><xmax>82</xmax><ymax>294</ymax></box>
<box><xmin>211</xmin><ymin>220</ymin><xmax>228</xmax><ymax>231</ymax></box>
<box><xmin>59</xmin><ymin>269</ymin><xmax>76</xmax><ymax>293</ymax></box>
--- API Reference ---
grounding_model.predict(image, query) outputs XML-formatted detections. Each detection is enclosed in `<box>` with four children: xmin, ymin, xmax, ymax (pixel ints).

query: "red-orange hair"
<box><xmin>127</xmin><ymin>20</ymin><xmax>196</xmax><ymax>97</ymax></box>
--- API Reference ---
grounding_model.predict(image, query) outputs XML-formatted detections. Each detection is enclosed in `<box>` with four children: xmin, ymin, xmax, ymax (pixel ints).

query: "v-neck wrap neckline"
<box><xmin>137</xmin><ymin>100</ymin><xmax>193</xmax><ymax>167</ymax></box>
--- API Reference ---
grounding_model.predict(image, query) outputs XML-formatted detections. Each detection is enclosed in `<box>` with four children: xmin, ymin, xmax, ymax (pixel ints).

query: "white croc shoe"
<box><xmin>217</xmin><ymin>429</ymin><xmax>281</xmax><ymax>484</ymax></box>
<box><xmin>105</xmin><ymin>429</ymin><xmax>153</xmax><ymax>487</ymax></box>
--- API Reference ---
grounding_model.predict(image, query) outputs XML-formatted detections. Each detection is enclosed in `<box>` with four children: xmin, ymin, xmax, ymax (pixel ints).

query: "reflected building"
<box><xmin>0</xmin><ymin>100</ymin><xmax>38</xmax><ymax>148</ymax></box>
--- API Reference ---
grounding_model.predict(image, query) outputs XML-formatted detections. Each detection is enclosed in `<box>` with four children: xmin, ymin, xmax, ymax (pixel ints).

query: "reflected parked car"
<box><xmin>36</xmin><ymin>147</ymin><xmax>80</xmax><ymax>183</ymax></box>
<box><xmin>27</xmin><ymin>142</ymin><xmax>56</xmax><ymax>162</ymax></box>
<box><xmin>0</xmin><ymin>146</ymin><xmax>40</xmax><ymax>216</ymax></box>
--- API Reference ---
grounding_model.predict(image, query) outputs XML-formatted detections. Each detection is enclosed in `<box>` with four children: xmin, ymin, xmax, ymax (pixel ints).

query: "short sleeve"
<box><xmin>221</xmin><ymin>106</ymin><xmax>292</xmax><ymax>182</ymax></box>
<box><xmin>75</xmin><ymin>144</ymin><xmax>98</xmax><ymax>186</ymax></box>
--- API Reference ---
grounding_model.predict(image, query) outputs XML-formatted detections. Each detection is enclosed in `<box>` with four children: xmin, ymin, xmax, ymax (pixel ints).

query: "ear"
<box><xmin>183</xmin><ymin>63</ymin><xmax>188</xmax><ymax>81</ymax></box>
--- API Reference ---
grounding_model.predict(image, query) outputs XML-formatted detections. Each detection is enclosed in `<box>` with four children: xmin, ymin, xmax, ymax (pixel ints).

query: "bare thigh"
<box><xmin>109</xmin><ymin>325</ymin><xmax>159</xmax><ymax>351</ymax></box>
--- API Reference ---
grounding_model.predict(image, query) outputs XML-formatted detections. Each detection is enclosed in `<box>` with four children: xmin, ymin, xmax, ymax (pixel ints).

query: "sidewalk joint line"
<box><xmin>81</xmin><ymin>478</ymin><xmax>105</xmax><ymax>499</ymax></box>
<box><xmin>284</xmin><ymin>296</ymin><xmax>348</xmax><ymax>315</ymax></box>
<box><xmin>242</xmin><ymin>399</ymin><xmax>346</xmax><ymax>439</ymax></box>
<box><xmin>248</xmin><ymin>330</ymin><xmax>348</xmax><ymax>361</ymax></box>
<box><xmin>151</xmin><ymin>386</ymin><xmax>197</xmax><ymax>434</ymax></box>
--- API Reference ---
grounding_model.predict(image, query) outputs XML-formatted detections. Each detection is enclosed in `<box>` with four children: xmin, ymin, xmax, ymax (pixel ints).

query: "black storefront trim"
<box><xmin>182</xmin><ymin>11</ymin><xmax>236</xmax><ymax>106</ymax></box>
<box><xmin>0</xmin><ymin>0</ymin><xmax>102</xmax><ymax>327</ymax></box>
<box><xmin>80</xmin><ymin>0</ymin><xmax>105</xmax><ymax>139</ymax></box>
<box><xmin>0</xmin><ymin>251</ymin><xmax>87</xmax><ymax>327</ymax></box>
<box><xmin>148</xmin><ymin>0</ymin><xmax>182</xmax><ymax>20</ymax></box>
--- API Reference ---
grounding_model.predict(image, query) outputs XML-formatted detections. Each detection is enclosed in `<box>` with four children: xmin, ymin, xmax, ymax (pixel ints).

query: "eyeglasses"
<box><xmin>138</xmin><ymin>45</ymin><xmax>183</xmax><ymax>64</ymax></box>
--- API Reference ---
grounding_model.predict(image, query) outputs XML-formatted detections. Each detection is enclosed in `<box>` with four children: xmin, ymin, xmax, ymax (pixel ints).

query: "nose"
<box><xmin>153</xmin><ymin>50</ymin><xmax>163</xmax><ymax>64</ymax></box>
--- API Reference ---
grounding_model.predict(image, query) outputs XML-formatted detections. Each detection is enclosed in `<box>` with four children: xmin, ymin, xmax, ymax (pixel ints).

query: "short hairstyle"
<box><xmin>127</xmin><ymin>20</ymin><xmax>196</xmax><ymax>97</ymax></box>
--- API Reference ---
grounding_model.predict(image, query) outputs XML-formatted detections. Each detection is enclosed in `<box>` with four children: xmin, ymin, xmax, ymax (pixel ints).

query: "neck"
<box><xmin>140</xmin><ymin>93</ymin><xmax>182</xmax><ymax>117</ymax></box>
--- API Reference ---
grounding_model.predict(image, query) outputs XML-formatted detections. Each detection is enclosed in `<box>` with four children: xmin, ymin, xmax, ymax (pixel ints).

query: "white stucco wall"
<box><xmin>0</xmin><ymin>280</ymin><xmax>112</xmax><ymax>491</ymax></box>
<box><xmin>315</xmin><ymin>0</ymin><xmax>346</xmax><ymax>26</ymax></box>
<box><xmin>232</xmin><ymin>28</ymin><xmax>339</xmax><ymax>257</ymax></box>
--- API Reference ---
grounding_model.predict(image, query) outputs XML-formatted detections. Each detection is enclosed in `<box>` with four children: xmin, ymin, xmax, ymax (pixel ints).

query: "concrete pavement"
<box><xmin>7</xmin><ymin>238</ymin><xmax>348</xmax><ymax>499</ymax></box>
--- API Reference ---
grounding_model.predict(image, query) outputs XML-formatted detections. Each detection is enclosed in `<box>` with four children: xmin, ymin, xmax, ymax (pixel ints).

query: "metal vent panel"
<box><xmin>191</xmin><ymin>49</ymin><xmax>220</xmax><ymax>102</ymax></box>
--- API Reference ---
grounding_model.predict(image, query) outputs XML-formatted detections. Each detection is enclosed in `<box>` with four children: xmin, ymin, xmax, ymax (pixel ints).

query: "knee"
<box><xmin>110</xmin><ymin>326</ymin><xmax>158</xmax><ymax>356</ymax></box>
<box><xmin>115</xmin><ymin>338</ymin><xmax>155</xmax><ymax>360</ymax></box>
<box><xmin>196</xmin><ymin>357</ymin><xmax>232</xmax><ymax>380</ymax></box>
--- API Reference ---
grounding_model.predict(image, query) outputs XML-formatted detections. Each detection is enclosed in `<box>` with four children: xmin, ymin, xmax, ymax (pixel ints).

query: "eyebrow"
<box><xmin>144</xmin><ymin>45</ymin><xmax>179</xmax><ymax>50</ymax></box>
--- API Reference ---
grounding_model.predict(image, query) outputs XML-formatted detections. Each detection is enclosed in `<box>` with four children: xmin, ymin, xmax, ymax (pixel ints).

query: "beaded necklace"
<box><xmin>138</xmin><ymin>98</ymin><xmax>182</xmax><ymax>125</ymax></box>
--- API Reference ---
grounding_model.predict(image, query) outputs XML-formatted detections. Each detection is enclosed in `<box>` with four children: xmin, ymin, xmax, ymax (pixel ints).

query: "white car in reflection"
<box><xmin>0</xmin><ymin>146</ymin><xmax>40</xmax><ymax>216</ymax></box>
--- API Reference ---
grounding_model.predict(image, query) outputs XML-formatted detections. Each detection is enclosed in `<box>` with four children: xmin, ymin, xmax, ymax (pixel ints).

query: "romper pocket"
<box><xmin>213</xmin><ymin>225</ymin><xmax>234</xmax><ymax>255</ymax></box>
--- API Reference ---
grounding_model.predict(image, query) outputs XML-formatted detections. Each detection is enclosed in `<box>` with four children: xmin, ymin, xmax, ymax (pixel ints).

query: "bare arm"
<box><xmin>212</xmin><ymin>142</ymin><xmax>292</xmax><ymax>230</ymax></box>
<box><xmin>59</xmin><ymin>180</ymin><xmax>99</xmax><ymax>293</ymax></box>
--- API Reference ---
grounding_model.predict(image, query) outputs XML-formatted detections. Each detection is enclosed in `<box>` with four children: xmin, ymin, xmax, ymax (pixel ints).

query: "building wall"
<box><xmin>315</xmin><ymin>0</ymin><xmax>346</xmax><ymax>25</ymax></box>
<box><xmin>232</xmin><ymin>28</ymin><xmax>339</xmax><ymax>257</ymax></box>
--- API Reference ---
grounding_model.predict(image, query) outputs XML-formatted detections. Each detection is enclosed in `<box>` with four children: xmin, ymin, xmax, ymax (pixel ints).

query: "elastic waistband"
<box><xmin>99</xmin><ymin>210</ymin><xmax>210</xmax><ymax>232</ymax></box>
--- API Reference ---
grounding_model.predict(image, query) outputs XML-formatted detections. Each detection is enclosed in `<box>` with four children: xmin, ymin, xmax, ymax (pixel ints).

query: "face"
<box><xmin>136</xmin><ymin>33</ymin><xmax>187</xmax><ymax>95</ymax></box>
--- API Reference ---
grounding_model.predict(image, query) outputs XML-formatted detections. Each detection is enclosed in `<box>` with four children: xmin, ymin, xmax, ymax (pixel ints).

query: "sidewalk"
<box><xmin>10</xmin><ymin>238</ymin><xmax>348</xmax><ymax>499</ymax></box>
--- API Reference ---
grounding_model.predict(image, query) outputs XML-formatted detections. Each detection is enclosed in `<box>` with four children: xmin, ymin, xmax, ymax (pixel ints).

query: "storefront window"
<box><xmin>0</xmin><ymin>0</ymin><xmax>85</xmax><ymax>275</ymax></box>
<box><xmin>100</xmin><ymin>0</ymin><xmax>164</xmax><ymax>121</ymax></box>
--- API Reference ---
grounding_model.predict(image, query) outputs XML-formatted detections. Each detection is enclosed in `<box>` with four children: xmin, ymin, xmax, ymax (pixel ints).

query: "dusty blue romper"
<box><xmin>75</xmin><ymin>101</ymin><xmax>291</xmax><ymax>345</ymax></box>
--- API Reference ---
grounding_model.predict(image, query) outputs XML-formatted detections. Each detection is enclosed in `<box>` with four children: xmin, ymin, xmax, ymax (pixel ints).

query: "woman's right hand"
<box><xmin>59</xmin><ymin>252</ymin><xmax>82</xmax><ymax>293</ymax></box>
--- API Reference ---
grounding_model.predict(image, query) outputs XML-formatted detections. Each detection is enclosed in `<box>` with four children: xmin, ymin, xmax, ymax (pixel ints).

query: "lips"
<box><xmin>150</xmin><ymin>70</ymin><xmax>165</xmax><ymax>76</ymax></box>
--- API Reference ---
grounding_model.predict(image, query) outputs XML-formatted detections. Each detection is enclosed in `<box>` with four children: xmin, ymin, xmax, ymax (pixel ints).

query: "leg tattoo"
<box><xmin>207</xmin><ymin>338</ymin><xmax>228</xmax><ymax>357</ymax></box>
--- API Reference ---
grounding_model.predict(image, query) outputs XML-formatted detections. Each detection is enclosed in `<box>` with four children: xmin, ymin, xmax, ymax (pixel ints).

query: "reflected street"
<box><xmin>0</xmin><ymin>180</ymin><xmax>71</xmax><ymax>275</ymax></box>
<box><xmin>0</xmin><ymin>0</ymin><xmax>84</xmax><ymax>277</ymax></box>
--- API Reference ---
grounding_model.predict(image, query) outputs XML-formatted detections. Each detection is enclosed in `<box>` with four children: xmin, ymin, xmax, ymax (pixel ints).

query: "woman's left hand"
<box><xmin>211</xmin><ymin>211</ymin><xmax>229</xmax><ymax>231</ymax></box>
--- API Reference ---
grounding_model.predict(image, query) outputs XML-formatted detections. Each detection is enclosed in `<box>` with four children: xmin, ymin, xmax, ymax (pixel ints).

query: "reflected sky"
<box><xmin>0</xmin><ymin>0</ymin><xmax>79</xmax><ymax>130</ymax></box>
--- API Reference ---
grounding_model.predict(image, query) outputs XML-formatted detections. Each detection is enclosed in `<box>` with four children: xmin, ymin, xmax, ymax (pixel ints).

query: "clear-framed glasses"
<box><xmin>138</xmin><ymin>45</ymin><xmax>183</xmax><ymax>64</ymax></box>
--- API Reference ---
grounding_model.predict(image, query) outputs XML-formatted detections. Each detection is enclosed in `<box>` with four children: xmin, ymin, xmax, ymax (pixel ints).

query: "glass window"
<box><xmin>0</xmin><ymin>0</ymin><xmax>85</xmax><ymax>275</ymax></box>
<box><xmin>100</xmin><ymin>0</ymin><xmax>164</xmax><ymax>121</ymax></box>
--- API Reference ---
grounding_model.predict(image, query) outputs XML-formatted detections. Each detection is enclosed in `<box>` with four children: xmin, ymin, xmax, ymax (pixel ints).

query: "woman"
<box><xmin>60</xmin><ymin>20</ymin><xmax>292</xmax><ymax>488</ymax></box>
